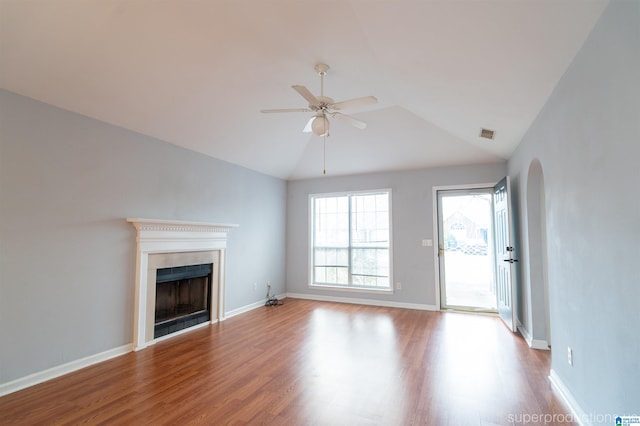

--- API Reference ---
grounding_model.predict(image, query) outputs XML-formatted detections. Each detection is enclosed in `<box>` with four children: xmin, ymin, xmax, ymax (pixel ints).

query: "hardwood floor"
<box><xmin>0</xmin><ymin>298</ymin><xmax>573</xmax><ymax>425</ymax></box>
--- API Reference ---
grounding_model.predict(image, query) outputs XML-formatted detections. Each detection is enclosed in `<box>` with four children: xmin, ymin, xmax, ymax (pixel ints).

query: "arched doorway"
<box><xmin>526</xmin><ymin>159</ymin><xmax>550</xmax><ymax>348</ymax></box>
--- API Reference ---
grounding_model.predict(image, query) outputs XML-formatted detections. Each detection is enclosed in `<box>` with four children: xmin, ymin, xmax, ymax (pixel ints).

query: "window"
<box><xmin>310</xmin><ymin>190</ymin><xmax>392</xmax><ymax>291</ymax></box>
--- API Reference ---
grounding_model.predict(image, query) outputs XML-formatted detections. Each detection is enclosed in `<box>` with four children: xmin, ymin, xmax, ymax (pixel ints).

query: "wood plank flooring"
<box><xmin>0</xmin><ymin>298</ymin><xmax>573</xmax><ymax>425</ymax></box>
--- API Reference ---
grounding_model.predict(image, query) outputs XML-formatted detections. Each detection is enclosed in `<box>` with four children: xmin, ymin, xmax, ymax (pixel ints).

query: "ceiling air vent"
<box><xmin>479</xmin><ymin>128</ymin><xmax>496</xmax><ymax>140</ymax></box>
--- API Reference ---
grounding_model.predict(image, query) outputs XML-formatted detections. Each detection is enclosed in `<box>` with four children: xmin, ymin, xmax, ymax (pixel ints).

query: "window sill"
<box><xmin>309</xmin><ymin>283</ymin><xmax>394</xmax><ymax>295</ymax></box>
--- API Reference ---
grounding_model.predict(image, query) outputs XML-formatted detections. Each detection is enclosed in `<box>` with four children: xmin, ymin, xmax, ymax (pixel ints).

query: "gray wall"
<box><xmin>0</xmin><ymin>90</ymin><xmax>286</xmax><ymax>384</ymax></box>
<box><xmin>287</xmin><ymin>164</ymin><xmax>506</xmax><ymax>306</ymax></box>
<box><xmin>507</xmin><ymin>0</ymin><xmax>640</xmax><ymax>415</ymax></box>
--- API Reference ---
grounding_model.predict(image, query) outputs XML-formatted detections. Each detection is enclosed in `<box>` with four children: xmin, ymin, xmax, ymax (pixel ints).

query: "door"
<box><xmin>493</xmin><ymin>176</ymin><xmax>517</xmax><ymax>332</ymax></box>
<box><xmin>437</xmin><ymin>189</ymin><xmax>496</xmax><ymax>312</ymax></box>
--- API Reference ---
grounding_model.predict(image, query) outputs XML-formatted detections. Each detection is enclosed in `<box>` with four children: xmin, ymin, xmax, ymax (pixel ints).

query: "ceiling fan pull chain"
<box><xmin>323</xmin><ymin>135</ymin><xmax>327</xmax><ymax>175</ymax></box>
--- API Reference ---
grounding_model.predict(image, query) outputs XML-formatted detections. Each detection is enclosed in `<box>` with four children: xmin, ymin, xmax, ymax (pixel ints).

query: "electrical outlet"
<box><xmin>567</xmin><ymin>347</ymin><xmax>573</xmax><ymax>366</ymax></box>
<box><xmin>422</xmin><ymin>239</ymin><xmax>433</xmax><ymax>247</ymax></box>
<box><xmin>396</xmin><ymin>282</ymin><xmax>402</xmax><ymax>290</ymax></box>
<box><xmin>253</xmin><ymin>282</ymin><xmax>257</xmax><ymax>291</ymax></box>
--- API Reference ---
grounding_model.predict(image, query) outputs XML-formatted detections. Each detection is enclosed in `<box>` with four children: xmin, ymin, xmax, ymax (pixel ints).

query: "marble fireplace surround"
<box><xmin>127</xmin><ymin>218</ymin><xmax>238</xmax><ymax>351</ymax></box>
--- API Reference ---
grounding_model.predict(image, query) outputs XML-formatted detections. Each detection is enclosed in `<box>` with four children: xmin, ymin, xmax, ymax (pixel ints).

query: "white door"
<box><xmin>493</xmin><ymin>176</ymin><xmax>517</xmax><ymax>332</ymax></box>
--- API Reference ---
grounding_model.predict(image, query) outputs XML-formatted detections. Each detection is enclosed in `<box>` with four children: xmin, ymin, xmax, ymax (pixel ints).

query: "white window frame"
<box><xmin>308</xmin><ymin>189</ymin><xmax>393</xmax><ymax>294</ymax></box>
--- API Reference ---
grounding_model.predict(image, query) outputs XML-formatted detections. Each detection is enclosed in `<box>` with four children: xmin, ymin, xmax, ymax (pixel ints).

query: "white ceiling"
<box><xmin>0</xmin><ymin>0</ymin><xmax>608</xmax><ymax>180</ymax></box>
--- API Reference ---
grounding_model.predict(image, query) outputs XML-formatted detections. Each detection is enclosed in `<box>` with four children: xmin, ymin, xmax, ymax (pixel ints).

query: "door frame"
<box><xmin>432</xmin><ymin>183</ymin><xmax>498</xmax><ymax>311</ymax></box>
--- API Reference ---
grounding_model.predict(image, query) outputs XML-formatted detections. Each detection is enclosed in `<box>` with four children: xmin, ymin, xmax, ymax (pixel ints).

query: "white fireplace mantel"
<box><xmin>127</xmin><ymin>218</ymin><xmax>238</xmax><ymax>351</ymax></box>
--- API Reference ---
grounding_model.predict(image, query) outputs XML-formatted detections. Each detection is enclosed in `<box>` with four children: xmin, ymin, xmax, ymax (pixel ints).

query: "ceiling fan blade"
<box><xmin>292</xmin><ymin>85</ymin><xmax>321</xmax><ymax>108</ymax></box>
<box><xmin>302</xmin><ymin>117</ymin><xmax>314</xmax><ymax>133</ymax></box>
<box><xmin>330</xmin><ymin>96</ymin><xmax>378</xmax><ymax>111</ymax></box>
<box><xmin>260</xmin><ymin>108</ymin><xmax>311</xmax><ymax>113</ymax></box>
<box><xmin>332</xmin><ymin>112</ymin><xmax>367</xmax><ymax>130</ymax></box>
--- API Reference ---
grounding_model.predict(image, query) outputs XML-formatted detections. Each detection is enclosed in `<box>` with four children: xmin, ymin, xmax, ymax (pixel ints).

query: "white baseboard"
<box><xmin>0</xmin><ymin>344</ymin><xmax>132</xmax><ymax>397</ymax></box>
<box><xmin>517</xmin><ymin>320</ymin><xmax>532</xmax><ymax>344</ymax></box>
<box><xmin>225</xmin><ymin>293</ymin><xmax>288</xmax><ymax>319</ymax></box>
<box><xmin>549</xmin><ymin>369</ymin><xmax>590</xmax><ymax>426</ymax></box>
<box><xmin>517</xmin><ymin>322</ymin><xmax>550</xmax><ymax>350</ymax></box>
<box><xmin>531</xmin><ymin>338</ymin><xmax>550</xmax><ymax>350</ymax></box>
<box><xmin>286</xmin><ymin>292</ymin><xmax>438</xmax><ymax>311</ymax></box>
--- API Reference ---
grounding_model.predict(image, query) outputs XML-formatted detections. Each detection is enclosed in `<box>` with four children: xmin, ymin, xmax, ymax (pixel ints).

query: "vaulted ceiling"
<box><xmin>0</xmin><ymin>0</ymin><xmax>608</xmax><ymax>180</ymax></box>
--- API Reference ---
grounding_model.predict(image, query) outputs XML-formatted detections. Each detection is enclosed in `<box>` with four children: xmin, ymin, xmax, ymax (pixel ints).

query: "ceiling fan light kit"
<box><xmin>311</xmin><ymin>115</ymin><xmax>330</xmax><ymax>137</ymax></box>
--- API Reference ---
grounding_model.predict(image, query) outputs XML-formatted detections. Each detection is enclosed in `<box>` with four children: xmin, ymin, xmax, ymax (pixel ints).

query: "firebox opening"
<box><xmin>154</xmin><ymin>263</ymin><xmax>212</xmax><ymax>338</ymax></box>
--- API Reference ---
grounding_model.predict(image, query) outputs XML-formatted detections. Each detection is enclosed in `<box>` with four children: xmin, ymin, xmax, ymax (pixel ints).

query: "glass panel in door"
<box><xmin>438</xmin><ymin>190</ymin><xmax>496</xmax><ymax>311</ymax></box>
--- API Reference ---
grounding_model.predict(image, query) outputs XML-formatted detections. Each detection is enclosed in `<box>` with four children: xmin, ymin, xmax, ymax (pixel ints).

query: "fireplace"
<box><xmin>127</xmin><ymin>218</ymin><xmax>237</xmax><ymax>351</ymax></box>
<box><xmin>154</xmin><ymin>263</ymin><xmax>212</xmax><ymax>338</ymax></box>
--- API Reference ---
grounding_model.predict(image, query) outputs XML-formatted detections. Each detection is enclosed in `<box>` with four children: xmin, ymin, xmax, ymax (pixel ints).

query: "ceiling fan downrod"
<box><xmin>314</xmin><ymin>63</ymin><xmax>329</xmax><ymax>98</ymax></box>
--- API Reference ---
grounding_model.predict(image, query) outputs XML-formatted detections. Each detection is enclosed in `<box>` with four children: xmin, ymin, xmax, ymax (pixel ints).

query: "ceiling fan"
<box><xmin>260</xmin><ymin>63</ymin><xmax>377</xmax><ymax>137</ymax></box>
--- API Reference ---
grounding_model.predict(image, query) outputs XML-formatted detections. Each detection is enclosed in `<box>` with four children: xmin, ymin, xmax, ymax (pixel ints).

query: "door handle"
<box><xmin>503</xmin><ymin>259</ymin><xmax>519</xmax><ymax>263</ymax></box>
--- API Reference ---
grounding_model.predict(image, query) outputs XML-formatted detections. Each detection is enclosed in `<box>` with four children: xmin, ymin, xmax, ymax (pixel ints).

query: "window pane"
<box><xmin>351</xmin><ymin>248</ymin><xmax>389</xmax><ymax>287</ymax></box>
<box><xmin>351</xmin><ymin>193</ymin><xmax>389</xmax><ymax>247</ymax></box>
<box><xmin>314</xmin><ymin>248</ymin><xmax>349</xmax><ymax>285</ymax></box>
<box><xmin>315</xmin><ymin>266</ymin><xmax>349</xmax><ymax>285</ymax></box>
<box><xmin>314</xmin><ymin>267</ymin><xmax>326</xmax><ymax>283</ymax></box>
<box><xmin>314</xmin><ymin>196</ymin><xmax>349</xmax><ymax>247</ymax></box>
